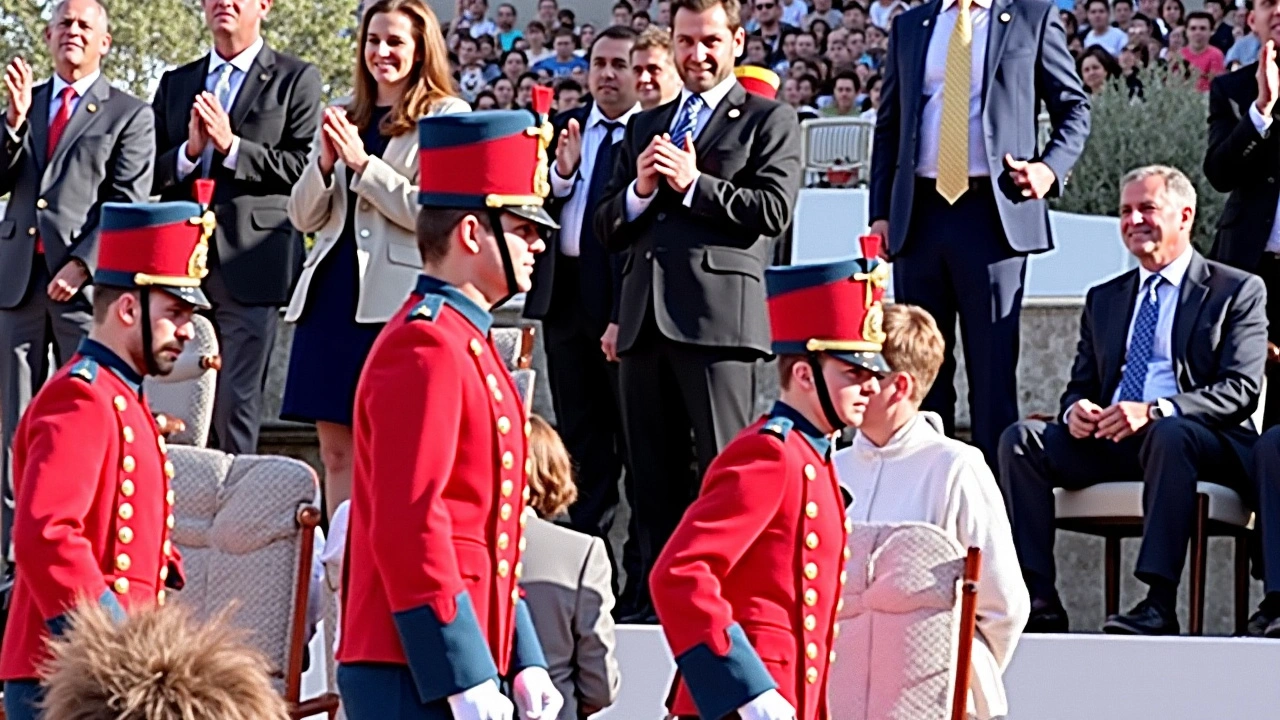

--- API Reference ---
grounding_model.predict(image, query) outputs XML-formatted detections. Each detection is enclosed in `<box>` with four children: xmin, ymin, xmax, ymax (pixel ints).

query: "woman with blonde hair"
<box><xmin>283</xmin><ymin>0</ymin><xmax>468</xmax><ymax>517</ymax></box>
<box><xmin>521</xmin><ymin>415</ymin><xmax>621</xmax><ymax>720</ymax></box>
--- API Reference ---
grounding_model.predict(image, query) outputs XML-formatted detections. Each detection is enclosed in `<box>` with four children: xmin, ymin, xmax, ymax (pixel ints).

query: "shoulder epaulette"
<box><xmin>69</xmin><ymin>357</ymin><xmax>98</xmax><ymax>383</ymax></box>
<box><xmin>407</xmin><ymin>295</ymin><xmax>446</xmax><ymax>323</ymax></box>
<box><xmin>760</xmin><ymin>416</ymin><xmax>793</xmax><ymax>440</ymax></box>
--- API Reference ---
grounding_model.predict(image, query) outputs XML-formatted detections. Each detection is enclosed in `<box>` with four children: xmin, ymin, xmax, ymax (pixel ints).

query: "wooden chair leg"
<box><xmin>1189</xmin><ymin>493</ymin><xmax>1210</xmax><ymax>636</ymax></box>
<box><xmin>1105</xmin><ymin>535</ymin><xmax>1121</xmax><ymax>617</ymax></box>
<box><xmin>1236</xmin><ymin>532</ymin><xmax>1251</xmax><ymax>636</ymax></box>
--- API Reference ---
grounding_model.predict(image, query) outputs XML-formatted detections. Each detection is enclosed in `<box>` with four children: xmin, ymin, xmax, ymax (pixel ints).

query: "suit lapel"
<box><xmin>47</xmin><ymin>74</ymin><xmax>110</xmax><ymax>173</ymax></box>
<box><xmin>904</xmin><ymin>1</ymin><xmax>941</xmax><ymax>122</ymax></box>
<box><xmin>229</xmin><ymin>45</ymin><xmax>276</xmax><ymax>130</ymax></box>
<box><xmin>983</xmin><ymin>0</ymin><xmax>1015</xmax><ymax>97</ymax></box>
<box><xmin>1173</xmin><ymin>254</ymin><xmax>1210</xmax><ymax>389</ymax></box>
<box><xmin>29</xmin><ymin>82</ymin><xmax>51</xmax><ymax>172</ymax></box>
<box><xmin>694</xmin><ymin>83</ymin><xmax>746</xmax><ymax>154</ymax></box>
<box><xmin>1102</xmin><ymin>271</ymin><xmax>1140</xmax><ymax>399</ymax></box>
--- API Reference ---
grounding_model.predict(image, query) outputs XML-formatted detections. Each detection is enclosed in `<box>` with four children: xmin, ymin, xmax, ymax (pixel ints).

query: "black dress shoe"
<box><xmin>1103</xmin><ymin>599</ymin><xmax>1179</xmax><ymax>636</ymax></box>
<box><xmin>1025</xmin><ymin>601</ymin><xmax>1069</xmax><ymax>633</ymax></box>
<box><xmin>1246</xmin><ymin>608</ymin><xmax>1277</xmax><ymax>637</ymax></box>
<box><xmin>1266</xmin><ymin>615</ymin><xmax>1280</xmax><ymax>639</ymax></box>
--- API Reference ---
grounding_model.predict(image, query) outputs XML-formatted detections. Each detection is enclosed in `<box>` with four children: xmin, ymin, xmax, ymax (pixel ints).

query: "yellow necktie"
<box><xmin>937</xmin><ymin>0</ymin><xmax>973</xmax><ymax>205</ymax></box>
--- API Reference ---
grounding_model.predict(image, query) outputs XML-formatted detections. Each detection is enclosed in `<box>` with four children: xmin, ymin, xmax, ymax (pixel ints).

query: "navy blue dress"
<box><xmin>282</xmin><ymin>107</ymin><xmax>394</xmax><ymax>426</ymax></box>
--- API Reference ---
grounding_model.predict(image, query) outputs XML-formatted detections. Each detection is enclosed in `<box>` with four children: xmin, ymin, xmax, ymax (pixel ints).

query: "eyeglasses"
<box><xmin>756</xmin><ymin>2</ymin><xmax>777</xmax><ymax>8</ymax></box>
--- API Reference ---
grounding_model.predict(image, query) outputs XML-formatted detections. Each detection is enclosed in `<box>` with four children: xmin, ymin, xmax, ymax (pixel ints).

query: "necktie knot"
<box><xmin>59</xmin><ymin>86</ymin><xmax>77</xmax><ymax>104</ymax></box>
<box><xmin>600</xmin><ymin>120</ymin><xmax>622</xmax><ymax>137</ymax></box>
<box><xmin>672</xmin><ymin>94</ymin><xmax>704</xmax><ymax>144</ymax></box>
<box><xmin>1144</xmin><ymin>274</ymin><xmax>1165</xmax><ymax>298</ymax></box>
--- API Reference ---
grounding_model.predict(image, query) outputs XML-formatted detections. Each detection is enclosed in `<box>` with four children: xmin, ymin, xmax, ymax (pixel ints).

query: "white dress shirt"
<box><xmin>1109</xmin><ymin>244</ymin><xmax>1194</xmax><ymax>406</ymax></box>
<box><xmin>1247</xmin><ymin>103</ymin><xmax>1280</xmax><ymax>253</ymax></box>
<box><xmin>833</xmin><ymin>412</ymin><xmax>1029</xmax><ymax>720</ymax></box>
<box><xmin>551</xmin><ymin>102</ymin><xmax>640</xmax><ymax>256</ymax></box>
<box><xmin>779</xmin><ymin>0</ymin><xmax>809</xmax><ymax>28</ymax></box>
<box><xmin>5</xmin><ymin>69</ymin><xmax>100</xmax><ymax>138</ymax></box>
<box><xmin>917</xmin><ymin>0</ymin><xmax>992</xmax><ymax>179</ymax></box>
<box><xmin>624</xmin><ymin>73</ymin><xmax>738</xmax><ymax>221</ymax></box>
<box><xmin>176</xmin><ymin>35</ymin><xmax>265</xmax><ymax>179</ymax></box>
<box><xmin>1083</xmin><ymin>26</ymin><xmax>1130</xmax><ymax>57</ymax></box>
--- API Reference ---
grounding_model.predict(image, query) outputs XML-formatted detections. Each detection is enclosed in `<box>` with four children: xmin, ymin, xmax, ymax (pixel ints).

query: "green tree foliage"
<box><xmin>0</xmin><ymin>0</ymin><xmax>356</xmax><ymax>101</ymax></box>
<box><xmin>1051</xmin><ymin>69</ymin><xmax>1223</xmax><ymax>252</ymax></box>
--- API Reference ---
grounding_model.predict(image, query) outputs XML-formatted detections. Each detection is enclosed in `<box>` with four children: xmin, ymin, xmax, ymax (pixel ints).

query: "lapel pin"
<box><xmin>728</xmin><ymin>108</ymin><xmax>741</xmax><ymax>119</ymax></box>
<box><xmin>259</xmin><ymin>72</ymin><xmax>269</xmax><ymax>81</ymax></box>
<box><xmin>999</xmin><ymin>11</ymin><xmax>1011</xmax><ymax>21</ymax></box>
<box><xmin>86</xmin><ymin>103</ymin><xmax>97</xmax><ymax>113</ymax></box>
<box><xmin>923</xmin><ymin>18</ymin><xmax>931</xmax><ymax>25</ymax></box>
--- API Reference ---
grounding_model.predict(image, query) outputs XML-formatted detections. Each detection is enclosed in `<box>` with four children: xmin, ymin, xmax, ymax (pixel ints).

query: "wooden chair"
<box><xmin>143</xmin><ymin>313</ymin><xmax>220</xmax><ymax>447</ymax></box>
<box><xmin>168</xmin><ymin>445</ymin><xmax>340</xmax><ymax>719</ymax></box>
<box><xmin>832</xmin><ymin>522</ymin><xmax>981</xmax><ymax>720</ymax></box>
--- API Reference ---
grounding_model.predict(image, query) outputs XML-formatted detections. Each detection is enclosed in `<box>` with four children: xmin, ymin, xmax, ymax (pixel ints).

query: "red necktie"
<box><xmin>36</xmin><ymin>86</ymin><xmax>77</xmax><ymax>255</ymax></box>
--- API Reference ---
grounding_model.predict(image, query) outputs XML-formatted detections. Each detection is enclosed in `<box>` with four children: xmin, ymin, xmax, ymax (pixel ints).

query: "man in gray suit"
<box><xmin>0</xmin><ymin>0</ymin><xmax>154</xmax><ymax>558</ymax></box>
<box><xmin>999</xmin><ymin>166</ymin><xmax>1268</xmax><ymax>636</ymax></box>
<box><xmin>151</xmin><ymin>0</ymin><xmax>321</xmax><ymax>454</ymax></box>
<box><xmin>869</xmin><ymin>0</ymin><xmax>1090</xmax><ymax>467</ymax></box>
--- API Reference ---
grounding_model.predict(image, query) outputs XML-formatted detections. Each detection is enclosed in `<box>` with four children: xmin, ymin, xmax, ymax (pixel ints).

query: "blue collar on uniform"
<box><xmin>768</xmin><ymin>401</ymin><xmax>831</xmax><ymax>458</ymax></box>
<box><xmin>77</xmin><ymin>338</ymin><xmax>144</xmax><ymax>396</ymax></box>
<box><xmin>415</xmin><ymin>274</ymin><xmax>494</xmax><ymax>335</ymax></box>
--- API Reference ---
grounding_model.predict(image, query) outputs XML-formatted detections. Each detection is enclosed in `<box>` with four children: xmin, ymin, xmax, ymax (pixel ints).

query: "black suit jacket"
<box><xmin>593</xmin><ymin>83</ymin><xmax>802</xmax><ymax>355</ymax></box>
<box><xmin>1205</xmin><ymin>63</ymin><xmax>1280</xmax><ymax>271</ymax></box>
<box><xmin>151</xmin><ymin>44</ymin><xmax>322</xmax><ymax>306</ymax></box>
<box><xmin>523</xmin><ymin>103</ymin><xmax>625</xmax><ymax>330</ymax></box>
<box><xmin>1061</xmin><ymin>251</ymin><xmax>1267</xmax><ymax>458</ymax></box>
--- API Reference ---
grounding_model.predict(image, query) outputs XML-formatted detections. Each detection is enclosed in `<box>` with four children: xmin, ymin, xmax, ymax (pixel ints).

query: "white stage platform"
<box><xmin>303</xmin><ymin>625</ymin><xmax>1280</xmax><ymax>719</ymax></box>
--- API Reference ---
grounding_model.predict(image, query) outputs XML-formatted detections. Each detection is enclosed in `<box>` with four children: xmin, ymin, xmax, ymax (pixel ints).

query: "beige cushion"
<box><xmin>169</xmin><ymin>446</ymin><xmax>321</xmax><ymax>691</ymax></box>
<box><xmin>143</xmin><ymin>314</ymin><xmax>219</xmax><ymax>447</ymax></box>
<box><xmin>1055</xmin><ymin>482</ymin><xmax>1252</xmax><ymax>528</ymax></box>
<box><xmin>833</xmin><ymin>522</ymin><xmax>967</xmax><ymax>720</ymax></box>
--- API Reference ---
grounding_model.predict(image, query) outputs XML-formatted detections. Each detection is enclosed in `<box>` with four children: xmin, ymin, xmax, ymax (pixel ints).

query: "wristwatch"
<box><xmin>1148</xmin><ymin>398</ymin><xmax>1175</xmax><ymax>420</ymax></box>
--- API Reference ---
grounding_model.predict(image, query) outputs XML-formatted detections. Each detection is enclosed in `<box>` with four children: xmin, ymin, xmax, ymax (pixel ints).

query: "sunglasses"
<box><xmin>756</xmin><ymin>2</ymin><xmax>777</xmax><ymax>8</ymax></box>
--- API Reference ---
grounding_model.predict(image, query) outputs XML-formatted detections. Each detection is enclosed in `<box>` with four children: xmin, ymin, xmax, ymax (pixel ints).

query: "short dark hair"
<box><xmin>416</xmin><ymin>209</ymin><xmax>493</xmax><ymax>264</ymax></box>
<box><xmin>1204</xmin><ymin>0</ymin><xmax>1228</xmax><ymax>9</ymax></box>
<box><xmin>553</xmin><ymin>26</ymin><xmax>576</xmax><ymax>40</ymax></box>
<box><xmin>558</xmin><ymin>8</ymin><xmax>576</xmax><ymax>23</ymax></box>
<box><xmin>671</xmin><ymin>0</ymin><xmax>742</xmax><ymax>30</ymax></box>
<box><xmin>849</xmin><ymin>27</ymin><xmax>866</xmax><ymax>40</ymax></box>
<box><xmin>91</xmin><ymin>285</ymin><xmax>129</xmax><ymax>323</ymax></box>
<box><xmin>777</xmin><ymin>354</ymin><xmax>804</xmax><ymax>389</ymax></box>
<box><xmin>527</xmin><ymin>20</ymin><xmax>547</xmax><ymax>32</ymax></box>
<box><xmin>1185</xmin><ymin>10</ymin><xmax>1214</xmax><ymax>26</ymax></box>
<box><xmin>614</xmin><ymin>0</ymin><xmax>634</xmax><ymax>11</ymax></box>
<box><xmin>1086</xmin><ymin>0</ymin><xmax>1109</xmax><ymax>10</ymax></box>
<box><xmin>833</xmin><ymin>70</ymin><xmax>859</xmax><ymax>90</ymax></box>
<box><xmin>590</xmin><ymin>24</ymin><xmax>639</xmax><ymax>58</ymax></box>
<box><xmin>844</xmin><ymin>2</ymin><xmax>865</xmax><ymax>13</ymax></box>
<box><xmin>554</xmin><ymin>78</ymin><xmax>583</xmax><ymax>97</ymax></box>
<box><xmin>457</xmin><ymin>33</ymin><xmax>479</xmax><ymax>48</ymax></box>
<box><xmin>1113</xmin><ymin>0</ymin><xmax>1132</xmax><ymax>8</ymax></box>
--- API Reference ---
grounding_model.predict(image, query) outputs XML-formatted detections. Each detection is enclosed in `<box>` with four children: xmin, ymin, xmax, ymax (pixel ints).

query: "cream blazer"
<box><xmin>284</xmin><ymin>96</ymin><xmax>470</xmax><ymax>324</ymax></box>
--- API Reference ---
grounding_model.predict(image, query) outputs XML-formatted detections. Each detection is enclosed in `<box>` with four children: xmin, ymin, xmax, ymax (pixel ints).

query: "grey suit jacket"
<box><xmin>870</xmin><ymin>0</ymin><xmax>1091</xmax><ymax>256</ymax></box>
<box><xmin>593</xmin><ymin>82</ymin><xmax>803</xmax><ymax>355</ymax></box>
<box><xmin>1061</xmin><ymin>251</ymin><xmax>1267</xmax><ymax>462</ymax></box>
<box><xmin>0</xmin><ymin>74</ymin><xmax>154</xmax><ymax>309</ymax></box>
<box><xmin>520</xmin><ymin>516</ymin><xmax>620</xmax><ymax>720</ymax></box>
<box><xmin>151</xmin><ymin>44</ymin><xmax>322</xmax><ymax>306</ymax></box>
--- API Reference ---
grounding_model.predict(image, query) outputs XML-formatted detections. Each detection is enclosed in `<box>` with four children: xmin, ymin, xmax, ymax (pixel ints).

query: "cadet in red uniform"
<box><xmin>0</xmin><ymin>200</ymin><xmax>210</xmax><ymax>720</ymax></box>
<box><xmin>650</xmin><ymin>238</ymin><xmax>892</xmax><ymax>720</ymax></box>
<box><xmin>338</xmin><ymin>95</ymin><xmax>564</xmax><ymax>720</ymax></box>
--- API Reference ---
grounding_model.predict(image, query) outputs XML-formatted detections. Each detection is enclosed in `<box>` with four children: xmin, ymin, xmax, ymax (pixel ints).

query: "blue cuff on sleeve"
<box><xmin>46</xmin><ymin>589</ymin><xmax>126</xmax><ymax>637</ymax></box>
<box><xmin>393</xmin><ymin>591</ymin><xmax>499</xmax><ymax>704</ymax></box>
<box><xmin>676</xmin><ymin>623</ymin><xmax>777</xmax><ymax>720</ymax></box>
<box><xmin>510</xmin><ymin>598</ymin><xmax>548</xmax><ymax>675</ymax></box>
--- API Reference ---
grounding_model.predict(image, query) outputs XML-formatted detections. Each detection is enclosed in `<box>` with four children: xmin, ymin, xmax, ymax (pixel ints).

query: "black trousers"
<box><xmin>1253</xmin><ymin>254</ymin><xmax>1280</xmax><ymax>429</ymax></box>
<box><xmin>618</xmin><ymin>319</ymin><xmax>758</xmax><ymax>610</ymax></box>
<box><xmin>998</xmin><ymin>417</ymin><xmax>1253</xmax><ymax>599</ymax></box>
<box><xmin>894</xmin><ymin>179</ymin><xmax>1026</xmax><ymax>470</ymax></box>
<box><xmin>1249</xmin><ymin>427</ymin><xmax>1280</xmax><ymax>595</ymax></box>
<box><xmin>542</xmin><ymin>255</ymin><xmax>632</xmax><ymax>593</ymax></box>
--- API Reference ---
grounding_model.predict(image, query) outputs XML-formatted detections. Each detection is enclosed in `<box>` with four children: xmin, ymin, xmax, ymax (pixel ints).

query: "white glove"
<box><xmin>512</xmin><ymin>666</ymin><xmax>564</xmax><ymax>719</ymax></box>
<box><xmin>737</xmin><ymin>689</ymin><xmax>797</xmax><ymax>720</ymax></box>
<box><xmin>447</xmin><ymin>679</ymin><xmax>514</xmax><ymax>720</ymax></box>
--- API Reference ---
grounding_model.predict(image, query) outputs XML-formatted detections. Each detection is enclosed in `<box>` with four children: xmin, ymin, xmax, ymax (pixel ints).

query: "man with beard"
<box><xmin>0</xmin><ymin>200</ymin><xmax>208</xmax><ymax>719</ymax></box>
<box><xmin>523</xmin><ymin>25</ymin><xmax>643</xmax><ymax>617</ymax></box>
<box><xmin>594</xmin><ymin>0</ymin><xmax>802</xmax><ymax>624</ymax></box>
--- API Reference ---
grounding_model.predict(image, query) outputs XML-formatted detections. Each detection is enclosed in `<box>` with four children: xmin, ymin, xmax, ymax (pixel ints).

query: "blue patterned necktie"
<box><xmin>200</xmin><ymin>62</ymin><xmax>236</xmax><ymax>178</ymax></box>
<box><xmin>1117</xmin><ymin>274</ymin><xmax>1164</xmax><ymax>402</ymax></box>
<box><xmin>670</xmin><ymin>93</ymin><xmax>704</xmax><ymax>143</ymax></box>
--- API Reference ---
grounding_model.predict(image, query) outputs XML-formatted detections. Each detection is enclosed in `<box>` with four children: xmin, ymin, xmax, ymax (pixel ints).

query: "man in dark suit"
<box><xmin>999</xmin><ymin>166</ymin><xmax>1268</xmax><ymax>636</ymax></box>
<box><xmin>523</xmin><ymin>25</ymin><xmax>641</xmax><ymax>612</ymax></box>
<box><xmin>870</xmin><ymin>0</ymin><xmax>1090</xmax><ymax>468</ymax></box>
<box><xmin>595</xmin><ymin>0</ymin><xmax>803</xmax><ymax>623</ymax></box>
<box><xmin>0</xmin><ymin>0</ymin><xmax>154</xmax><ymax>560</ymax></box>
<box><xmin>1205</xmin><ymin>0</ymin><xmax>1280</xmax><ymax>427</ymax></box>
<box><xmin>151</xmin><ymin>0</ymin><xmax>321</xmax><ymax>454</ymax></box>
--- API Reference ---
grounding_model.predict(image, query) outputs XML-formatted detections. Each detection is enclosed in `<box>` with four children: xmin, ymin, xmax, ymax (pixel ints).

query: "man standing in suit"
<box><xmin>595</xmin><ymin>0</ymin><xmax>803</xmax><ymax>623</ymax></box>
<box><xmin>1205</xmin><ymin>0</ymin><xmax>1280</xmax><ymax>428</ymax></box>
<box><xmin>999</xmin><ymin>166</ymin><xmax>1268</xmax><ymax>636</ymax></box>
<box><xmin>0</xmin><ymin>0</ymin><xmax>154</xmax><ymax>561</ymax></box>
<box><xmin>151</xmin><ymin>0</ymin><xmax>321</xmax><ymax>454</ymax></box>
<box><xmin>869</xmin><ymin>0</ymin><xmax>1090</xmax><ymax>467</ymax></box>
<box><xmin>523</xmin><ymin>25</ymin><xmax>641</xmax><ymax>612</ymax></box>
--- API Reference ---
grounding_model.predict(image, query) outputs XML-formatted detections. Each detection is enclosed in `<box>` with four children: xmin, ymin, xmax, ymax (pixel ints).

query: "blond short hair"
<box><xmin>41</xmin><ymin>602</ymin><xmax>289</xmax><ymax>720</ymax></box>
<box><xmin>527</xmin><ymin>415</ymin><xmax>579</xmax><ymax>519</ymax></box>
<box><xmin>881</xmin><ymin>304</ymin><xmax>945</xmax><ymax>405</ymax></box>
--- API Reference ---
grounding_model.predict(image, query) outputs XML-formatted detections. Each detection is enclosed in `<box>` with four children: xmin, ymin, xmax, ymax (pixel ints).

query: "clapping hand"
<box><xmin>322</xmin><ymin>107</ymin><xmax>371</xmax><ymax>175</ymax></box>
<box><xmin>653</xmin><ymin>132</ymin><xmax>700</xmax><ymax>194</ymax></box>
<box><xmin>4</xmin><ymin>57</ymin><xmax>32</xmax><ymax>129</ymax></box>
<box><xmin>194</xmin><ymin>91</ymin><xmax>235</xmax><ymax>154</ymax></box>
<box><xmin>555</xmin><ymin>118</ymin><xmax>583</xmax><ymax>178</ymax></box>
<box><xmin>1257</xmin><ymin>40</ymin><xmax>1278</xmax><ymax>117</ymax></box>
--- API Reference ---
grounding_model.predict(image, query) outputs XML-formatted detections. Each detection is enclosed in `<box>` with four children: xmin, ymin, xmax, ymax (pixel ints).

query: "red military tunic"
<box><xmin>338</xmin><ymin>275</ymin><xmax>545</xmax><ymax>704</ymax></box>
<box><xmin>651</xmin><ymin>401</ymin><xmax>850</xmax><ymax>720</ymax></box>
<box><xmin>0</xmin><ymin>340</ymin><xmax>181</xmax><ymax>681</ymax></box>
